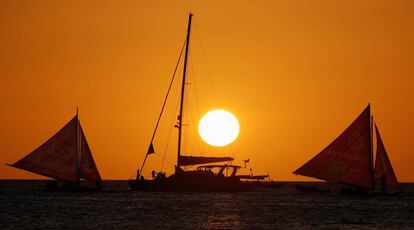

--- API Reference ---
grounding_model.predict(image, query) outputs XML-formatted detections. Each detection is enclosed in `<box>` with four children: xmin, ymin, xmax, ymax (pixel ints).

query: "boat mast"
<box><xmin>76</xmin><ymin>107</ymin><xmax>81</xmax><ymax>185</ymax></box>
<box><xmin>177</xmin><ymin>13</ymin><xmax>193</xmax><ymax>170</ymax></box>
<box><xmin>369</xmin><ymin>104</ymin><xmax>375</xmax><ymax>189</ymax></box>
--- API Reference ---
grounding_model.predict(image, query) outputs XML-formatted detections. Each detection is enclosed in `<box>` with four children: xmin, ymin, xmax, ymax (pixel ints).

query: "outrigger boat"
<box><xmin>293</xmin><ymin>104</ymin><xmax>401</xmax><ymax>195</ymax></box>
<box><xmin>7</xmin><ymin>109</ymin><xmax>102</xmax><ymax>191</ymax></box>
<box><xmin>129</xmin><ymin>14</ymin><xmax>268</xmax><ymax>192</ymax></box>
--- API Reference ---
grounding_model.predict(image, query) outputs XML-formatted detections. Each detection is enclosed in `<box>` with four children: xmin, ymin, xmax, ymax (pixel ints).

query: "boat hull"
<box><xmin>295</xmin><ymin>184</ymin><xmax>331</xmax><ymax>193</ymax></box>
<box><xmin>45</xmin><ymin>180</ymin><xmax>102</xmax><ymax>192</ymax></box>
<box><xmin>129</xmin><ymin>171</ymin><xmax>253</xmax><ymax>192</ymax></box>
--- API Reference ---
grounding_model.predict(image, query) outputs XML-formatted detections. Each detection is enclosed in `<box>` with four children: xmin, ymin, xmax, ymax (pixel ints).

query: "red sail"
<box><xmin>293</xmin><ymin>105</ymin><xmax>374</xmax><ymax>189</ymax></box>
<box><xmin>10</xmin><ymin>116</ymin><xmax>78</xmax><ymax>182</ymax></box>
<box><xmin>79</xmin><ymin>126</ymin><xmax>102</xmax><ymax>182</ymax></box>
<box><xmin>374</xmin><ymin>124</ymin><xmax>400</xmax><ymax>191</ymax></box>
<box><xmin>178</xmin><ymin>156</ymin><xmax>234</xmax><ymax>166</ymax></box>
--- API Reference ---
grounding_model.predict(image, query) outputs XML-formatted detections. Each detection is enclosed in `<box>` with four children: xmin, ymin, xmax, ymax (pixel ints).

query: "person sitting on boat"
<box><xmin>152</xmin><ymin>171</ymin><xmax>166</xmax><ymax>180</ymax></box>
<box><xmin>158</xmin><ymin>172</ymin><xmax>166</xmax><ymax>180</ymax></box>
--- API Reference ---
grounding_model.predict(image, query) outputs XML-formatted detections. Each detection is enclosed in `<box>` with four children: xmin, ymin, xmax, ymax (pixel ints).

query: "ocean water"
<box><xmin>1</xmin><ymin>181</ymin><xmax>413</xmax><ymax>229</ymax></box>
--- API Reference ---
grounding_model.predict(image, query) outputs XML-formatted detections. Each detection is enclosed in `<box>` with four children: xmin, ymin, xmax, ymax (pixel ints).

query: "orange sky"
<box><xmin>1</xmin><ymin>1</ymin><xmax>413</xmax><ymax>181</ymax></box>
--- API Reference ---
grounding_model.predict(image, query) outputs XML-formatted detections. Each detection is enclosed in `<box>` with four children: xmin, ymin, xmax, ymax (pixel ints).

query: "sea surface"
<box><xmin>0</xmin><ymin>180</ymin><xmax>413</xmax><ymax>229</ymax></box>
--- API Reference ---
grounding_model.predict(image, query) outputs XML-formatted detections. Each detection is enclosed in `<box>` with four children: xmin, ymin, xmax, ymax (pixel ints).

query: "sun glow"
<box><xmin>198</xmin><ymin>110</ymin><xmax>240</xmax><ymax>147</ymax></box>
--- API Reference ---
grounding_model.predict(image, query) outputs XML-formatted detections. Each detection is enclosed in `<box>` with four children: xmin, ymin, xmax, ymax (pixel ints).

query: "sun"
<box><xmin>198</xmin><ymin>110</ymin><xmax>240</xmax><ymax>147</ymax></box>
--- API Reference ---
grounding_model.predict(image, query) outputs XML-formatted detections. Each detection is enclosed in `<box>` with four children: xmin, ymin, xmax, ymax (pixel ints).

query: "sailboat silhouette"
<box><xmin>294</xmin><ymin>104</ymin><xmax>400</xmax><ymax>194</ymax></box>
<box><xmin>129</xmin><ymin>13</ymin><xmax>268</xmax><ymax>192</ymax></box>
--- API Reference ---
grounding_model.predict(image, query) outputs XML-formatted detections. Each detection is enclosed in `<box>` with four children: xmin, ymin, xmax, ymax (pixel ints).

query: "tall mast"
<box><xmin>76</xmin><ymin>107</ymin><xmax>81</xmax><ymax>185</ymax></box>
<box><xmin>369</xmin><ymin>104</ymin><xmax>375</xmax><ymax>188</ymax></box>
<box><xmin>177</xmin><ymin>13</ymin><xmax>193</xmax><ymax>169</ymax></box>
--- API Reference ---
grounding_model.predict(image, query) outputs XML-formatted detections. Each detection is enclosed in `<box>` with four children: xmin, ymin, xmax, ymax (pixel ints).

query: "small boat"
<box><xmin>129</xmin><ymin>13</ymin><xmax>267</xmax><ymax>192</ymax></box>
<box><xmin>293</xmin><ymin>104</ymin><xmax>401</xmax><ymax>195</ymax></box>
<box><xmin>7</xmin><ymin>110</ymin><xmax>102</xmax><ymax>191</ymax></box>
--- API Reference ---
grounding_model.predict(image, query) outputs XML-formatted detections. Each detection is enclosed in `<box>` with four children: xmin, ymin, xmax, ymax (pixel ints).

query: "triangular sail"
<box><xmin>374</xmin><ymin>124</ymin><xmax>400</xmax><ymax>191</ymax></box>
<box><xmin>293</xmin><ymin>105</ymin><xmax>374</xmax><ymax>189</ymax></box>
<box><xmin>79</xmin><ymin>126</ymin><xmax>101</xmax><ymax>182</ymax></box>
<box><xmin>10</xmin><ymin>116</ymin><xmax>78</xmax><ymax>182</ymax></box>
<box><xmin>178</xmin><ymin>156</ymin><xmax>234</xmax><ymax>166</ymax></box>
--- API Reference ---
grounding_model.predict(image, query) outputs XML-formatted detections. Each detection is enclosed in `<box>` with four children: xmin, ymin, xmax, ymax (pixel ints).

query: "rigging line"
<box><xmin>160</xmin><ymin>78</ymin><xmax>182</xmax><ymax>172</ymax></box>
<box><xmin>158</xmin><ymin>149</ymin><xmax>178</xmax><ymax>166</ymax></box>
<box><xmin>189</xmin><ymin>53</ymin><xmax>204</xmax><ymax>157</ymax></box>
<box><xmin>154</xmin><ymin>154</ymin><xmax>177</xmax><ymax>174</ymax></box>
<box><xmin>185</xmin><ymin>84</ymin><xmax>192</xmax><ymax>155</ymax></box>
<box><xmin>160</xmin><ymin>127</ymin><xmax>173</xmax><ymax>171</ymax></box>
<box><xmin>189</xmin><ymin>51</ymin><xmax>202</xmax><ymax>126</ymax></box>
<box><xmin>149</xmin><ymin>39</ymin><xmax>186</xmax><ymax>146</ymax></box>
<box><xmin>184</xmin><ymin>52</ymin><xmax>197</xmax><ymax>156</ymax></box>
<box><xmin>154</xmin><ymin>152</ymin><xmax>175</xmax><ymax>164</ymax></box>
<box><xmin>189</xmin><ymin>52</ymin><xmax>205</xmax><ymax>156</ymax></box>
<box><xmin>194</xmin><ymin>19</ymin><xmax>220</xmax><ymax>106</ymax></box>
<box><xmin>131</xmin><ymin>151</ymin><xmax>161</xmax><ymax>177</ymax></box>
<box><xmin>187</xmin><ymin>53</ymin><xmax>195</xmax><ymax>155</ymax></box>
<box><xmin>138</xmin><ymin>39</ymin><xmax>186</xmax><ymax>176</ymax></box>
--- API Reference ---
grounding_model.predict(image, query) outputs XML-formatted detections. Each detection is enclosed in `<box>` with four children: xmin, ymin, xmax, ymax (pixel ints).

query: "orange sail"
<box><xmin>79</xmin><ymin>127</ymin><xmax>101</xmax><ymax>182</ymax></box>
<box><xmin>293</xmin><ymin>105</ymin><xmax>374</xmax><ymax>189</ymax></box>
<box><xmin>10</xmin><ymin>116</ymin><xmax>79</xmax><ymax>182</ymax></box>
<box><xmin>9</xmin><ymin>115</ymin><xmax>101</xmax><ymax>183</ymax></box>
<box><xmin>374</xmin><ymin>124</ymin><xmax>400</xmax><ymax>191</ymax></box>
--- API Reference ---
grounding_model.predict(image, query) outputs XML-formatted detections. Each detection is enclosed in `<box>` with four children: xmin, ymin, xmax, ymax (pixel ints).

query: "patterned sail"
<box><xmin>374</xmin><ymin>124</ymin><xmax>400</xmax><ymax>191</ymax></box>
<box><xmin>79</xmin><ymin>126</ymin><xmax>101</xmax><ymax>182</ymax></box>
<box><xmin>293</xmin><ymin>105</ymin><xmax>374</xmax><ymax>189</ymax></box>
<box><xmin>10</xmin><ymin>116</ymin><xmax>78</xmax><ymax>182</ymax></box>
<box><xmin>179</xmin><ymin>156</ymin><xmax>234</xmax><ymax>166</ymax></box>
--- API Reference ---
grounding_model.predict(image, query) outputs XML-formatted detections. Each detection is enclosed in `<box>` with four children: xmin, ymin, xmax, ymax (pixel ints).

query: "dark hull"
<box><xmin>371</xmin><ymin>191</ymin><xmax>401</xmax><ymax>196</ymax></box>
<box><xmin>295</xmin><ymin>184</ymin><xmax>331</xmax><ymax>193</ymax></box>
<box><xmin>45</xmin><ymin>180</ymin><xmax>102</xmax><ymax>192</ymax></box>
<box><xmin>46</xmin><ymin>186</ymin><xmax>102</xmax><ymax>192</ymax></box>
<box><xmin>340</xmin><ymin>186</ymin><xmax>401</xmax><ymax>196</ymax></box>
<box><xmin>129</xmin><ymin>171</ymin><xmax>253</xmax><ymax>192</ymax></box>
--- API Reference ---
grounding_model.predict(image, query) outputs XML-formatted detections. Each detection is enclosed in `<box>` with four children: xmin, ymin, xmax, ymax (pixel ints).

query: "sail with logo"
<box><xmin>7</xmin><ymin>111</ymin><xmax>102</xmax><ymax>190</ymax></box>
<box><xmin>293</xmin><ymin>104</ymin><xmax>400</xmax><ymax>194</ymax></box>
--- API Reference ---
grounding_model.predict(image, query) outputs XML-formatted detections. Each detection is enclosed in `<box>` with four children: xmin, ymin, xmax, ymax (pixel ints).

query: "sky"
<box><xmin>1</xmin><ymin>0</ymin><xmax>413</xmax><ymax>181</ymax></box>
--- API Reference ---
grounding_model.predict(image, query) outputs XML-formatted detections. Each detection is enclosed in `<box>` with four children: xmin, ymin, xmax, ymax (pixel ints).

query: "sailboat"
<box><xmin>7</xmin><ymin>110</ymin><xmax>102</xmax><ymax>191</ymax></box>
<box><xmin>293</xmin><ymin>104</ymin><xmax>401</xmax><ymax>194</ymax></box>
<box><xmin>128</xmin><ymin>13</ymin><xmax>267</xmax><ymax>192</ymax></box>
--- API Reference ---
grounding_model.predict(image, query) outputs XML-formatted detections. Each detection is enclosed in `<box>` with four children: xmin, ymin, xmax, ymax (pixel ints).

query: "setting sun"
<box><xmin>198</xmin><ymin>110</ymin><xmax>240</xmax><ymax>147</ymax></box>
